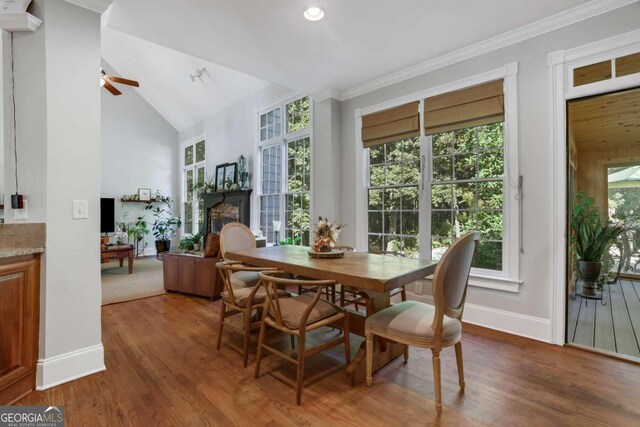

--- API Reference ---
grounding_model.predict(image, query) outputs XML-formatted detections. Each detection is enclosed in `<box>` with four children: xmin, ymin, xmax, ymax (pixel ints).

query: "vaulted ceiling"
<box><xmin>101</xmin><ymin>0</ymin><xmax>627</xmax><ymax>131</ymax></box>
<box><xmin>101</xmin><ymin>27</ymin><xmax>270</xmax><ymax>131</ymax></box>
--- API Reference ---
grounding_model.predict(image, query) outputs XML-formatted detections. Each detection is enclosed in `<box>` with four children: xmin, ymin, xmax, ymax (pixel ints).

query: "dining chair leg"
<box><xmin>432</xmin><ymin>349</ymin><xmax>442</xmax><ymax>416</ymax></box>
<box><xmin>343</xmin><ymin>314</ymin><xmax>351</xmax><ymax>365</ymax></box>
<box><xmin>242</xmin><ymin>308</ymin><xmax>252</xmax><ymax>367</ymax></box>
<box><xmin>365</xmin><ymin>332</ymin><xmax>373</xmax><ymax>387</ymax></box>
<box><xmin>403</xmin><ymin>345</ymin><xmax>409</xmax><ymax>364</ymax></box>
<box><xmin>216</xmin><ymin>303</ymin><xmax>226</xmax><ymax>350</ymax></box>
<box><xmin>339</xmin><ymin>285</ymin><xmax>345</xmax><ymax>307</ymax></box>
<box><xmin>455</xmin><ymin>341</ymin><xmax>465</xmax><ymax>391</ymax></box>
<box><xmin>254</xmin><ymin>317</ymin><xmax>268</xmax><ymax>379</ymax></box>
<box><xmin>296</xmin><ymin>333</ymin><xmax>306</xmax><ymax>405</ymax></box>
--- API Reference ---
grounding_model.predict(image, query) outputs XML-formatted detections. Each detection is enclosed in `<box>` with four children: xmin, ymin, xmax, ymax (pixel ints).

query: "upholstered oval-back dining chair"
<box><xmin>365</xmin><ymin>231</ymin><xmax>480</xmax><ymax>416</ymax></box>
<box><xmin>220</xmin><ymin>222</ymin><xmax>256</xmax><ymax>260</ymax></box>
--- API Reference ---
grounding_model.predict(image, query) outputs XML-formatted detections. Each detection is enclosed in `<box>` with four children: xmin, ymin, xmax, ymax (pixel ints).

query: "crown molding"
<box><xmin>0</xmin><ymin>12</ymin><xmax>42</xmax><ymax>31</ymax></box>
<box><xmin>338</xmin><ymin>0</ymin><xmax>639</xmax><ymax>101</ymax></box>
<box><xmin>311</xmin><ymin>89</ymin><xmax>339</xmax><ymax>103</ymax></box>
<box><xmin>63</xmin><ymin>0</ymin><xmax>112</xmax><ymax>14</ymax></box>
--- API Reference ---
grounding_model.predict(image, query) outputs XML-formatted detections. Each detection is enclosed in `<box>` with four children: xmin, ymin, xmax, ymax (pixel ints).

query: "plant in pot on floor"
<box><xmin>572</xmin><ymin>192</ymin><xmax>625</xmax><ymax>297</ymax></box>
<box><xmin>146</xmin><ymin>205</ymin><xmax>181</xmax><ymax>255</ymax></box>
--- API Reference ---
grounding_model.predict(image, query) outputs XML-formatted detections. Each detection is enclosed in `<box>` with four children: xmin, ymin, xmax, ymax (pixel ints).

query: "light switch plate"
<box><xmin>72</xmin><ymin>200</ymin><xmax>88</xmax><ymax>219</ymax></box>
<box><xmin>14</xmin><ymin>199</ymin><xmax>28</xmax><ymax>220</ymax></box>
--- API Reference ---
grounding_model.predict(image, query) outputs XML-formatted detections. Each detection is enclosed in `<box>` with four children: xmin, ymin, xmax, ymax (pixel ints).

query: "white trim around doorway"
<box><xmin>548</xmin><ymin>28</ymin><xmax>640</xmax><ymax>346</ymax></box>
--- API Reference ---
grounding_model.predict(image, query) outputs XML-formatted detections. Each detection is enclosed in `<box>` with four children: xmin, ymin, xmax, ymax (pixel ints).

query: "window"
<box><xmin>182</xmin><ymin>139</ymin><xmax>206</xmax><ymax>235</ymax></box>
<box><xmin>359</xmin><ymin>71</ymin><xmax>519</xmax><ymax>286</ymax></box>
<box><xmin>367</xmin><ymin>138</ymin><xmax>420</xmax><ymax>258</ymax></box>
<box><xmin>430</xmin><ymin>123</ymin><xmax>504</xmax><ymax>271</ymax></box>
<box><xmin>285</xmin><ymin>137</ymin><xmax>311</xmax><ymax>245</ymax></box>
<box><xmin>258</xmin><ymin>96</ymin><xmax>311</xmax><ymax>245</ymax></box>
<box><xmin>260</xmin><ymin>108</ymin><xmax>281</xmax><ymax>142</ymax></box>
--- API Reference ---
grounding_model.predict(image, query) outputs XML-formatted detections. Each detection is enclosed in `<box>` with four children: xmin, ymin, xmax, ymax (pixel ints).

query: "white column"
<box><xmin>3</xmin><ymin>0</ymin><xmax>107</xmax><ymax>388</ymax></box>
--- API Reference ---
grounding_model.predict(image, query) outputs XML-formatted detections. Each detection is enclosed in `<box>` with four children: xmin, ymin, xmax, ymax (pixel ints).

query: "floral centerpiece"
<box><xmin>312</xmin><ymin>217</ymin><xmax>345</xmax><ymax>252</ymax></box>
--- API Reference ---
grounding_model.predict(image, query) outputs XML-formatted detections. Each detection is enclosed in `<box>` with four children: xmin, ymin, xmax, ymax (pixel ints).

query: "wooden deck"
<box><xmin>568</xmin><ymin>279</ymin><xmax>640</xmax><ymax>359</ymax></box>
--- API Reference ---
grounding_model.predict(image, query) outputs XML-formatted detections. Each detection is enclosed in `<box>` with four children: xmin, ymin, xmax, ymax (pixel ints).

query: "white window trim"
<box><xmin>180</xmin><ymin>135</ymin><xmax>206</xmax><ymax>236</ymax></box>
<box><xmin>253</xmin><ymin>94</ymin><xmax>314</xmax><ymax>245</ymax></box>
<box><xmin>355</xmin><ymin>63</ymin><xmax>522</xmax><ymax>293</ymax></box>
<box><xmin>549</xmin><ymin>29</ymin><xmax>640</xmax><ymax>345</ymax></box>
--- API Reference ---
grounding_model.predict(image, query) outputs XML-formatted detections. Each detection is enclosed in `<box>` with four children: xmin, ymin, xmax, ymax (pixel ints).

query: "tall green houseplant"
<box><xmin>571</xmin><ymin>192</ymin><xmax>625</xmax><ymax>296</ymax></box>
<box><xmin>145</xmin><ymin>205</ymin><xmax>182</xmax><ymax>254</ymax></box>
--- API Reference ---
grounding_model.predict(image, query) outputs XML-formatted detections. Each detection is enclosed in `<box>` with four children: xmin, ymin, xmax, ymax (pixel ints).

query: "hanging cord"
<box><xmin>10</xmin><ymin>32</ymin><xmax>19</xmax><ymax>194</ymax></box>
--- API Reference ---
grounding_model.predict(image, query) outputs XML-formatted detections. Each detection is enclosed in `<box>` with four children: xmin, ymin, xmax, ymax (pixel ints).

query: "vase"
<box><xmin>577</xmin><ymin>260</ymin><xmax>602</xmax><ymax>297</ymax></box>
<box><xmin>155</xmin><ymin>239</ymin><xmax>171</xmax><ymax>254</ymax></box>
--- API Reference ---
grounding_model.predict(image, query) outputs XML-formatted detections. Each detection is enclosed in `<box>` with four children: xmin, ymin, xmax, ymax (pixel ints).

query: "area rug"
<box><xmin>101</xmin><ymin>257</ymin><xmax>165</xmax><ymax>305</ymax></box>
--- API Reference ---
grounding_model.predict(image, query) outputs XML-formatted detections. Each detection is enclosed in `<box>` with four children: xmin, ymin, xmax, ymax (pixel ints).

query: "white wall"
<box><xmin>101</xmin><ymin>60</ymin><xmax>179</xmax><ymax>254</ymax></box>
<box><xmin>4</xmin><ymin>0</ymin><xmax>105</xmax><ymax>388</ymax></box>
<box><xmin>179</xmin><ymin>84</ymin><xmax>293</xmax><ymax>230</ymax></box>
<box><xmin>339</xmin><ymin>4</ymin><xmax>640</xmax><ymax>330</ymax></box>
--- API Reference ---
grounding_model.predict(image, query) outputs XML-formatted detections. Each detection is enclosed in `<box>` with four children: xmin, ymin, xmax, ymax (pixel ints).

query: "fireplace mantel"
<box><xmin>203</xmin><ymin>190</ymin><xmax>252</xmax><ymax>236</ymax></box>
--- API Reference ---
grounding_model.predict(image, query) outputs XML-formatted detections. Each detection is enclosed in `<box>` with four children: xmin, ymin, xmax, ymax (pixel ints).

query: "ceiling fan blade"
<box><xmin>108</xmin><ymin>76</ymin><xmax>140</xmax><ymax>87</ymax></box>
<box><xmin>103</xmin><ymin>80</ymin><xmax>122</xmax><ymax>96</ymax></box>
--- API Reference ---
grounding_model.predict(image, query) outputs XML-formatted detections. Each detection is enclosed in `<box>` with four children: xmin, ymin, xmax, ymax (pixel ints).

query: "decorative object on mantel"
<box><xmin>215</xmin><ymin>164</ymin><xmax>226</xmax><ymax>191</ymax></box>
<box><xmin>224</xmin><ymin>162</ymin><xmax>238</xmax><ymax>190</ymax></box>
<box><xmin>238</xmin><ymin>155</ymin><xmax>249</xmax><ymax>189</ymax></box>
<box><xmin>311</xmin><ymin>217</ymin><xmax>346</xmax><ymax>254</ymax></box>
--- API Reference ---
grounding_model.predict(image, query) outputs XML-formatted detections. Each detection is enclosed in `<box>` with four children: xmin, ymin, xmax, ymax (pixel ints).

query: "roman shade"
<box><xmin>361</xmin><ymin>101</ymin><xmax>420</xmax><ymax>148</ymax></box>
<box><xmin>424</xmin><ymin>80</ymin><xmax>504</xmax><ymax>135</ymax></box>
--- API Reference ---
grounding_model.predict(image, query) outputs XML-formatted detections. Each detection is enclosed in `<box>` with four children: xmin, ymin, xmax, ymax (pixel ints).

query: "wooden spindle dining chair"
<box><xmin>255</xmin><ymin>271</ymin><xmax>350</xmax><ymax>405</ymax></box>
<box><xmin>215</xmin><ymin>261</ymin><xmax>284</xmax><ymax>367</ymax></box>
<box><xmin>364</xmin><ymin>232</ymin><xmax>480</xmax><ymax>416</ymax></box>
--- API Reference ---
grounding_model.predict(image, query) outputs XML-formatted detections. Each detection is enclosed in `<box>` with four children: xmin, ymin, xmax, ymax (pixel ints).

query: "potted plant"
<box><xmin>192</xmin><ymin>232</ymin><xmax>203</xmax><ymax>251</ymax></box>
<box><xmin>145</xmin><ymin>205</ymin><xmax>182</xmax><ymax>254</ymax></box>
<box><xmin>127</xmin><ymin>216</ymin><xmax>150</xmax><ymax>242</ymax></box>
<box><xmin>178</xmin><ymin>235</ymin><xmax>194</xmax><ymax>251</ymax></box>
<box><xmin>572</xmin><ymin>193</ymin><xmax>625</xmax><ymax>296</ymax></box>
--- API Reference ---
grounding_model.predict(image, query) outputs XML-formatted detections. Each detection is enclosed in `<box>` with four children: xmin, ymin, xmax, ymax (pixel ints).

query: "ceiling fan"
<box><xmin>100</xmin><ymin>69</ymin><xmax>139</xmax><ymax>96</ymax></box>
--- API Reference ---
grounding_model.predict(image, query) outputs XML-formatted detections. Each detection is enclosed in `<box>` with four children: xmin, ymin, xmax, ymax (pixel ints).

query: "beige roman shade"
<box><xmin>361</xmin><ymin>101</ymin><xmax>420</xmax><ymax>148</ymax></box>
<box><xmin>424</xmin><ymin>80</ymin><xmax>504</xmax><ymax>135</ymax></box>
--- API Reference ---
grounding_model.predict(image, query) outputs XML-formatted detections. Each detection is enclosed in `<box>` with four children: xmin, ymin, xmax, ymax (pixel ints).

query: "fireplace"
<box><xmin>203</xmin><ymin>190</ymin><xmax>252</xmax><ymax>237</ymax></box>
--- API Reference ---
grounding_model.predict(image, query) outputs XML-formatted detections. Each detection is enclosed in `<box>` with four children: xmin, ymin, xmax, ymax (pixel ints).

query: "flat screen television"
<box><xmin>100</xmin><ymin>198</ymin><xmax>115</xmax><ymax>234</ymax></box>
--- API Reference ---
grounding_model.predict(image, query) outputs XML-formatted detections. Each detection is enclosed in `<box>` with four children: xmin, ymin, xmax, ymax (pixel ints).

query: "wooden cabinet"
<box><xmin>0</xmin><ymin>254</ymin><xmax>41</xmax><ymax>405</ymax></box>
<box><xmin>162</xmin><ymin>253</ymin><xmax>222</xmax><ymax>299</ymax></box>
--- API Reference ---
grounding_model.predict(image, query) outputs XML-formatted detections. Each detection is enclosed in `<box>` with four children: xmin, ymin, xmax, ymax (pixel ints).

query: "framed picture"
<box><xmin>215</xmin><ymin>164</ymin><xmax>226</xmax><ymax>191</ymax></box>
<box><xmin>224</xmin><ymin>163</ymin><xmax>237</xmax><ymax>189</ymax></box>
<box><xmin>138</xmin><ymin>188</ymin><xmax>151</xmax><ymax>202</ymax></box>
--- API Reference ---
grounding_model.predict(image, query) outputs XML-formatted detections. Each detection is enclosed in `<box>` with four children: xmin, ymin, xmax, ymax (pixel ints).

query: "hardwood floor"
<box><xmin>17</xmin><ymin>293</ymin><xmax>640</xmax><ymax>426</ymax></box>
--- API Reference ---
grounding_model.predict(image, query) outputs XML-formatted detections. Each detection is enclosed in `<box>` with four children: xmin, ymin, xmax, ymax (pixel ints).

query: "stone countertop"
<box><xmin>0</xmin><ymin>247</ymin><xmax>45</xmax><ymax>259</ymax></box>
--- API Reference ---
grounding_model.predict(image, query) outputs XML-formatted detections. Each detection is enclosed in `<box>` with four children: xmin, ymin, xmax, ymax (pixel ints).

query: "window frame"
<box><xmin>255</xmin><ymin>95</ymin><xmax>313</xmax><ymax>245</ymax></box>
<box><xmin>180</xmin><ymin>136</ymin><xmax>206</xmax><ymax>236</ymax></box>
<box><xmin>355</xmin><ymin>63</ymin><xmax>521</xmax><ymax>293</ymax></box>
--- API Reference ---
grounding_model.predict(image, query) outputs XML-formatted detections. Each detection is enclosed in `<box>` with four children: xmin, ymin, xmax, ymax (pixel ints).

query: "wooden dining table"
<box><xmin>225</xmin><ymin>245</ymin><xmax>438</xmax><ymax>386</ymax></box>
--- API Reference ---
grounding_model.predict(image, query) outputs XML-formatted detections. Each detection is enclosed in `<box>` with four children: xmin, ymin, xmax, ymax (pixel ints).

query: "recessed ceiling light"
<box><xmin>304</xmin><ymin>7</ymin><xmax>325</xmax><ymax>22</ymax></box>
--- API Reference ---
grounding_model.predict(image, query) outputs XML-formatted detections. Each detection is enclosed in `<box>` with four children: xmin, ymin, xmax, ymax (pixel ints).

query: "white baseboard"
<box><xmin>409</xmin><ymin>294</ymin><xmax>551</xmax><ymax>343</ymax></box>
<box><xmin>36</xmin><ymin>343</ymin><xmax>106</xmax><ymax>390</ymax></box>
